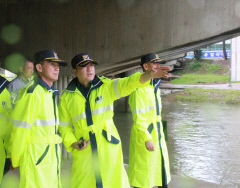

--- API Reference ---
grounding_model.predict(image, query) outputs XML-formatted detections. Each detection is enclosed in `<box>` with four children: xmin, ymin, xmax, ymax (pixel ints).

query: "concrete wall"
<box><xmin>1</xmin><ymin>0</ymin><xmax>240</xmax><ymax>75</ymax></box>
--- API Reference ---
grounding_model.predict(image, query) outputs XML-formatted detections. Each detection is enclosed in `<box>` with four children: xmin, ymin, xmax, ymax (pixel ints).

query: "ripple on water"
<box><xmin>162</xmin><ymin>101</ymin><xmax>240</xmax><ymax>186</ymax></box>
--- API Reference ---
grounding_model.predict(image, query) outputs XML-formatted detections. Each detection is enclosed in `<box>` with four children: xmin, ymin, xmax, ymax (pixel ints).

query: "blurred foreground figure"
<box><xmin>3</xmin><ymin>58</ymin><xmax>35</xmax><ymax>176</ymax></box>
<box><xmin>7</xmin><ymin>58</ymin><xmax>34</xmax><ymax>105</ymax></box>
<box><xmin>0</xmin><ymin>75</ymin><xmax>11</xmax><ymax>184</ymax></box>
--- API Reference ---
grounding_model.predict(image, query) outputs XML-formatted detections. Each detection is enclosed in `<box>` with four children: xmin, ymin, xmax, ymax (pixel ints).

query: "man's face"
<box><xmin>23</xmin><ymin>61</ymin><xmax>34</xmax><ymax>78</ymax></box>
<box><xmin>37</xmin><ymin>61</ymin><xmax>60</xmax><ymax>83</ymax></box>
<box><xmin>73</xmin><ymin>62</ymin><xmax>95</xmax><ymax>85</ymax></box>
<box><xmin>143</xmin><ymin>61</ymin><xmax>159</xmax><ymax>72</ymax></box>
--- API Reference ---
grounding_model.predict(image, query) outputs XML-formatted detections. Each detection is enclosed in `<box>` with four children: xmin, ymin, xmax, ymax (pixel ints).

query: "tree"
<box><xmin>194</xmin><ymin>49</ymin><xmax>202</xmax><ymax>61</ymax></box>
<box><xmin>222</xmin><ymin>40</ymin><xmax>227</xmax><ymax>60</ymax></box>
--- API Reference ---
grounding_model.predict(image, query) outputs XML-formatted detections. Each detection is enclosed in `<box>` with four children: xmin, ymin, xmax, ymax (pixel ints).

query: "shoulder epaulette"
<box><xmin>27</xmin><ymin>82</ymin><xmax>38</xmax><ymax>93</ymax></box>
<box><xmin>60</xmin><ymin>88</ymin><xmax>67</xmax><ymax>96</ymax></box>
<box><xmin>0</xmin><ymin>76</ymin><xmax>9</xmax><ymax>94</ymax></box>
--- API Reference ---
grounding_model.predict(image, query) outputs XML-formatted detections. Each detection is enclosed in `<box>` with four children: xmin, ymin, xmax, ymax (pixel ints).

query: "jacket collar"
<box><xmin>67</xmin><ymin>76</ymin><xmax>103</xmax><ymax>97</ymax></box>
<box><xmin>151</xmin><ymin>78</ymin><xmax>161</xmax><ymax>89</ymax></box>
<box><xmin>36</xmin><ymin>77</ymin><xmax>59</xmax><ymax>96</ymax></box>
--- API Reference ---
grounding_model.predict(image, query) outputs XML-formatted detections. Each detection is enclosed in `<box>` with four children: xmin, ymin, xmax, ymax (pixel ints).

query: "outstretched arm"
<box><xmin>109</xmin><ymin>66</ymin><xmax>171</xmax><ymax>101</ymax></box>
<box><xmin>139</xmin><ymin>66</ymin><xmax>171</xmax><ymax>84</ymax></box>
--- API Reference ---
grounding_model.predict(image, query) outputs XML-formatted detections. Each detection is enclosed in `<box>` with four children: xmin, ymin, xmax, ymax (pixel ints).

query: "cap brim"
<box><xmin>152</xmin><ymin>58</ymin><xmax>166</xmax><ymax>64</ymax></box>
<box><xmin>46</xmin><ymin>58</ymin><xmax>67</xmax><ymax>66</ymax></box>
<box><xmin>78</xmin><ymin>60</ymin><xmax>98</xmax><ymax>66</ymax></box>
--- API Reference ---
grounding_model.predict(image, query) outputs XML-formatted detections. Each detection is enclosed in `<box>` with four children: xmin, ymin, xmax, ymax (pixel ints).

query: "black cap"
<box><xmin>71</xmin><ymin>53</ymin><xmax>98</xmax><ymax>68</ymax></box>
<box><xmin>34</xmin><ymin>49</ymin><xmax>67</xmax><ymax>66</ymax></box>
<box><xmin>141</xmin><ymin>53</ymin><xmax>166</xmax><ymax>65</ymax></box>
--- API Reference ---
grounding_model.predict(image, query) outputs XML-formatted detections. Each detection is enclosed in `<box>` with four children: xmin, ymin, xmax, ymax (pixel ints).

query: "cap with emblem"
<box><xmin>71</xmin><ymin>53</ymin><xmax>98</xmax><ymax>68</ymax></box>
<box><xmin>141</xmin><ymin>53</ymin><xmax>166</xmax><ymax>66</ymax></box>
<box><xmin>34</xmin><ymin>49</ymin><xmax>67</xmax><ymax>66</ymax></box>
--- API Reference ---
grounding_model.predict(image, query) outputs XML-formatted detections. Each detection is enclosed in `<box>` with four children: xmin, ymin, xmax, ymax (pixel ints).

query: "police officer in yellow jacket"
<box><xmin>0</xmin><ymin>75</ymin><xmax>11</xmax><ymax>184</ymax></box>
<box><xmin>10</xmin><ymin>50</ymin><xmax>67</xmax><ymax>188</ymax></box>
<box><xmin>58</xmin><ymin>53</ymin><xmax>168</xmax><ymax>188</ymax></box>
<box><xmin>128</xmin><ymin>53</ymin><xmax>171</xmax><ymax>188</ymax></box>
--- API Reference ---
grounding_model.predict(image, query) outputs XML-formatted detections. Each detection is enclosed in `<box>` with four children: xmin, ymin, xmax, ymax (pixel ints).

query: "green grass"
<box><xmin>205</xmin><ymin>63</ymin><xmax>221</xmax><ymax>73</ymax></box>
<box><xmin>170</xmin><ymin>74</ymin><xmax>229</xmax><ymax>84</ymax></box>
<box><xmin>175</xmin><ymin>88</ymin><xmax>240</xmax><ymax>104</ymax></box>
<box><xmin>175</xmin><ymin>59</ymin><xmax>229</xmax><ymax>76</ymax></box>
<box><xmin>166</xmin><ymin>60</ymin><xmax>238</xmax><ymax>103</ymax></box>
<box><xmin>187</xmin><ymin>61</ymin><xmax>226</xmax><ymax>73</ymax></box>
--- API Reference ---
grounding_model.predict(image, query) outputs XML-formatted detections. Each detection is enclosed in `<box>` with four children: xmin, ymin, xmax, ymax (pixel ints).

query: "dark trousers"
<box><xmin>134</xmin><ymin>186</ymin><xmax>168</xmax><ymax>188</ymax></box>
<box><xmin>3</xmin><ymin>158</ymin><xmax>11</xmax><ymax>175</ymax></box>
<box><xmin>158</xmin><ymin>185</ymin><xmax>168</xmax><ymax>188</ymax></box>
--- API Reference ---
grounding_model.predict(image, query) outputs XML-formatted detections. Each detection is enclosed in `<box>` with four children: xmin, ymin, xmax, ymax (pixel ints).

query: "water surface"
<box><xmin>115</xmin><ymin>99</ymin><xmax>240</xmax><ymax>187</ymax></box>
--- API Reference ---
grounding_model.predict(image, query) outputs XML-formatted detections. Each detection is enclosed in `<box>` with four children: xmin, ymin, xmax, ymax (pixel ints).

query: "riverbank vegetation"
<box><xmin>171</xmin><ymin>73</ymin><xmax>229</xmax><ymax>84</ymax></box>
<box><xmin>170</xmin><ymin>88</ymin><xmax>240</xmax><ymax>104</ymax></box>
<box><xmin>171</xmin><ymin>59</ymin><xmax>230</xmax><ymax>84</ymax></box>
<box><xmin>166</xmin><ymin>59</ymin><xmax>240</xmax><ymax>104</ymax></box>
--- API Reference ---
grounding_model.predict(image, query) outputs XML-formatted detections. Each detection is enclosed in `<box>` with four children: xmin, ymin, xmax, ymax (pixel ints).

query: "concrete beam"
<box><xmin>1</xmin><ymin>0</ymin><xmax>240</xmax><ymax>75</ymax></box>
<box><xmin>97</xmin><ymin>28</ymin><xmax>240</xmax><ymax>75</ymax></box>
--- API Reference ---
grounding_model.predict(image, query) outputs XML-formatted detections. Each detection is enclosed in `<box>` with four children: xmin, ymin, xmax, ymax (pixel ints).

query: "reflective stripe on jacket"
<box><xmin>128</xmin><ymin>79</ymin><xmax>171</xmax><ymax>188</ymax></box>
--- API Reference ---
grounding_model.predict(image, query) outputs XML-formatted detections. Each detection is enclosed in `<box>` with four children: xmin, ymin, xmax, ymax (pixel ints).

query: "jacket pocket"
<box><xmin>147</xmin><ymin>123</ymin><xmax>153</xmax><ymax>134</ymax></box>
<box><xmin>102</xmin><ymin>130</ymin><xmax>120</xmax><ymax>144</ymax></box>
<box><xmin>36</xmin><ymin>145</ymin><xmax>50</xmax><ymax>165</ymax></box>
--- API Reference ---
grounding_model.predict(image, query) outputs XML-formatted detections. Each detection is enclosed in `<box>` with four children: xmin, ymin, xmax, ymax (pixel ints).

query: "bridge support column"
<box><xmin>231</xmin><ymin>37</ymin><xmax>240</xmax><ymax>81</ymax></box>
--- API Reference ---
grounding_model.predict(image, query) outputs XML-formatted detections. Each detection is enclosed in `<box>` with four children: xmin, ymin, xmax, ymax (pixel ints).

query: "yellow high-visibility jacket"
<box><xmin>0</xmin><ymin>76</ymin><xmax>11</xmax><ymax>183</ymax></box>
<box><xmin>10</xmin><ymin>77</ymin><xmax>62</xmax><ymax>188</ymax></box>
<box><xmin>128</xmin><ymin>79</ymin><xmax>171</xmax><ymax>188</ymax></box>
<box><xmin>59</xmin><ymin>72</ymin><xmax>147</xmax><ymax>188</ymax></box>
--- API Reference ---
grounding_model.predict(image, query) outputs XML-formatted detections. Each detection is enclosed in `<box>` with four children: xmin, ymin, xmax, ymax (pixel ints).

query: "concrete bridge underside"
<box><xmin>1</xmin><ymin>0</ymin><xmax>240</xmax><ymax>76</ymax></box>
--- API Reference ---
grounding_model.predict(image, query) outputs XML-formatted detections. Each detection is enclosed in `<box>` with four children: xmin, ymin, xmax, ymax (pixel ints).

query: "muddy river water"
<box><xmin>115</xmin><ymin>99</ymin><xmax>240</xmax><ymax>187</ymax></box>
